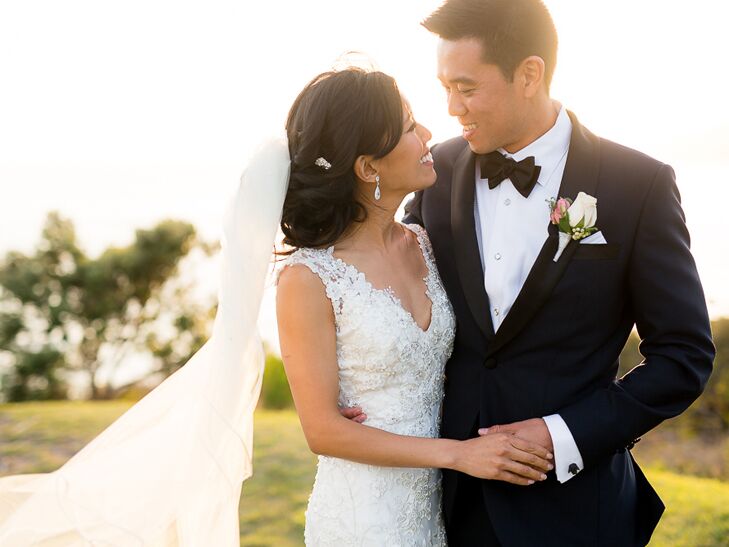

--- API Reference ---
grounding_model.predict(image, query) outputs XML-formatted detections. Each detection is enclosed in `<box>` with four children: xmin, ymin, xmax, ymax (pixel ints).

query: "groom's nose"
<box><xmin>447</xmin><ymin>92</ymin><xmax>467</xmax><ymax>117</ymax></box>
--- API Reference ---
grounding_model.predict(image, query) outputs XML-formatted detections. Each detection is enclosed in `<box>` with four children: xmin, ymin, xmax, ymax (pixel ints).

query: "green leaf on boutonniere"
<box><xmin>558</xmin><ymin>215</ymin><xmax>571</xmax><ymax>234</ymax></box>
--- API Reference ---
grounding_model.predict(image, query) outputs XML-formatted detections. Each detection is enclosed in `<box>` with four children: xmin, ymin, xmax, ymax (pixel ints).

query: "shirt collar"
<box><xmin>499</xmin><ymin>102</ymin><xmax>571</xmax><ymax>188</ymax></box>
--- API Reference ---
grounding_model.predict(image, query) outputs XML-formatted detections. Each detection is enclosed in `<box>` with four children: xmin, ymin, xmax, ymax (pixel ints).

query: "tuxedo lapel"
<box><xmin>485</xmin><ymin>111</ymin><xmax>601</xmax><ymax>358</ymax></box>
<box><xmin>451</xmin><ymin>145</ymin><xmax>496</xmax><ymax>340</ymax></box>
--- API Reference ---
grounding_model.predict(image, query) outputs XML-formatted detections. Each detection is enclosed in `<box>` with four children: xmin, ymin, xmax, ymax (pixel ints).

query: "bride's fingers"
<box><xmin>507</xmin><ymin>446</ymin><xmax>553</xmax><ymax>473</ymax></box>
<box><xmin>509</xmin><ymin>437</ymin><xmax>553</xmax><ymax>461</ymax></box>
<box><xmin>500</xmin><ymin>459</ymin><xmax>548</xmax><ymax>483</ymax></box>
<box><xmin>495</xmin><ymin>469</ymin><xmax>539</xmax><ymax>486</ymax></box>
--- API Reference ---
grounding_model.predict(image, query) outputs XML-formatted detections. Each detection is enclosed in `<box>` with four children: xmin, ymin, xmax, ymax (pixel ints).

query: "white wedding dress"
<box><xmin>280</xmin><ymin>223</ymin><xmax>456</xmax><ymax>547</ymax></box>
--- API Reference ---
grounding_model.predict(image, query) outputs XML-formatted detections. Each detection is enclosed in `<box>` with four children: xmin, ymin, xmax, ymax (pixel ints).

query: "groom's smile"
<box><xmin>436</xmin><ymin>37</ymin><xmax>536</xmax><ymax>155</ymax></box>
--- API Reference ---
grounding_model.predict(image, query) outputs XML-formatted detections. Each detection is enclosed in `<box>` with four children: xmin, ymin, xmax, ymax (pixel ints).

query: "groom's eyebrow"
<box><xmin>440</xmin><ymin>76</ymin><xmax>478</xmax><ymax>86</ymax></box>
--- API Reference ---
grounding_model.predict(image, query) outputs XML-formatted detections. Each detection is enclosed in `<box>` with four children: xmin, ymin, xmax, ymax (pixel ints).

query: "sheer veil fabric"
<box><xmin>0</xmin><ymin>136</ymin><xmax>291</xmax><ymax>546</ymax></box>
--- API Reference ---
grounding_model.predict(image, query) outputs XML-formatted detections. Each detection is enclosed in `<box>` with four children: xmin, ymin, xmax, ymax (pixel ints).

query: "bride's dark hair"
<box><xmin>280</xmin><ymin>68</ymin><xmax>404</xmax><ymax>252</ymax></box>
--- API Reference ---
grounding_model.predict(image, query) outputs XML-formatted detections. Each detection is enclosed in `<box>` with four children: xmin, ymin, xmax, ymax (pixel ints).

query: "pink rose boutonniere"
<box><xmin>547</xmin><ymin>192</ymin><xmax>598</xmax><ymax>261</ymax></box>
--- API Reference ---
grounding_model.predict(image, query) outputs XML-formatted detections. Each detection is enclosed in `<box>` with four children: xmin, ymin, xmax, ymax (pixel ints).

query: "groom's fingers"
<box><xmin>479</xmin><ymin>424</ymin><xmax>504</xmax><ymax>435</ymax></box>
<box><xmin>338</xmin><ymin>406</ymin><xmax>367</xmax><ymax>422</ymax></box>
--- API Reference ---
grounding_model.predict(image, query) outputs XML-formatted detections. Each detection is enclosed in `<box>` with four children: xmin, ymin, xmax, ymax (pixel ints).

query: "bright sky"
<box><xmin>2</xmin><ymin>0</ymin><xmax>728</xmax><ymax>357</ymax></box>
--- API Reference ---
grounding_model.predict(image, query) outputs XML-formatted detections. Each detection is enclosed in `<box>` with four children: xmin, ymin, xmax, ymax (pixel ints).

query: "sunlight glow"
<box><xmin>2</xmin><ymin>0</ymin><xmax>727</xmax><ymax>356</ymax></box>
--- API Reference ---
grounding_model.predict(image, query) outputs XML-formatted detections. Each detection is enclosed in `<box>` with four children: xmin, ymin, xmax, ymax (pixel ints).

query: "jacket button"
<box><xmin>484</xmin><ymin>358</ymin><xmax>497</xmax><ymax>369</ymax></box>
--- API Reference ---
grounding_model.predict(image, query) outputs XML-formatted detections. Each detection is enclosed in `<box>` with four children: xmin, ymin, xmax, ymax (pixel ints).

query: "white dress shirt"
<box><xmin>474</xmin><ymin>104</ymin><xmax>584</xmax><ymax>483</ymax></box>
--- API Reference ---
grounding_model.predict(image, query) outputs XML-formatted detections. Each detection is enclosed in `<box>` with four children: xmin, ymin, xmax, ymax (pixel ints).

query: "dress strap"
<box><xmin>402</xmin><ymin>223</ymin><xmax>436</xmax><ymax>276</ymax></box>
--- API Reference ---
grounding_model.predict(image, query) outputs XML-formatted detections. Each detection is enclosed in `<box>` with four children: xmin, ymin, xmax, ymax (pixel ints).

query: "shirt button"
<box><xmin>494</xmin><ymin>308</ymin><xmax>500</xmax><ymax>316</ymax></box>
<box><xmin>494</xmin><ymin>253</ymin><xmax>502</xmax><ymax>260</ymax></box>
<box><xmin>504</xmin><ymin>198</ymin><xmax>511</xmax><ymax>206</ymax></box>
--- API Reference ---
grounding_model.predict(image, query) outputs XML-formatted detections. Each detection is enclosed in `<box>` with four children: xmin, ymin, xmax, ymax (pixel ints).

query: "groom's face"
<box><xmin>437</xmin><ymin>38</ymin><xmax>524</xmax><ymax>154</ymax></box>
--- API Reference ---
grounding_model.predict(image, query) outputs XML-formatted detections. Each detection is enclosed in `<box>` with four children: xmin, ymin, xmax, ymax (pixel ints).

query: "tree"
<box><xmin>260</xmin><ymin>352</ymin><xmax>294</xmax><ymax>409</ymax></box>
<box><xmin>689</xmin><ymin>317</ymin><xmax>729</xmax><ymax>432</ymax></box>
<box><xmin>0</xmin><ymin>212</ymin><xmax>215</xmax><ymax>401</ymax></box>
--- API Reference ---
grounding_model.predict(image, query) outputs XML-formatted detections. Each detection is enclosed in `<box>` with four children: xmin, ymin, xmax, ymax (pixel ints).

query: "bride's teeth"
<box><xmin>419</xmin><ymin>152</ymin><xmax>433</xmax><ymax>164</ymax></box>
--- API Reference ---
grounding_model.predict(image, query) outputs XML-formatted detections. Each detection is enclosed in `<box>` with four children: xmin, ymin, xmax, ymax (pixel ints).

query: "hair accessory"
<box><xmin>314</xmin><ymin>157</ymin><xmax>332</xmax><ymax>170</ymax></box>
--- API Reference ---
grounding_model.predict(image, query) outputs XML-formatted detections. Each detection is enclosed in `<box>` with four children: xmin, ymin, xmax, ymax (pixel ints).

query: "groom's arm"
<box><xmin>483</xmin><ymin>164</ymin><xmax>714</xmax><ymax>474</ymax></box>
<box><xmin>557</xmin><ymin>163</ymin><xmax>714</xmax><ymax>467</ymax></box>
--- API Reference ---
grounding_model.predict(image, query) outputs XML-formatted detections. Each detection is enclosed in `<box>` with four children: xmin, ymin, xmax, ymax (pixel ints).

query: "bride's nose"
<box><xmin>417</xmin><ymin>123</ymin><xmax>433</xmax><ymax>144</ymax></box>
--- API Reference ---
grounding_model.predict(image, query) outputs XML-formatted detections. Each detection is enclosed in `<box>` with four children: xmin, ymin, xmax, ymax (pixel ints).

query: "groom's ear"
<box><xmin>353</xmin><ymin>155</ymin><xmax>378</xmax><ymax>183</ymax></box>
<box><xmin>518</xmin><ymin>56</ymin><xmax>547</xmax><ymax>98</ymax></box>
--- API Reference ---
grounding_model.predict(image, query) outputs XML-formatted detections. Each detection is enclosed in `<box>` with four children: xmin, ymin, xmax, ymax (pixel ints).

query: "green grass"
<box><xmin>2</xmin><ymin>402</ymin><xmax>729</xmax><ymax>546</ymax></box>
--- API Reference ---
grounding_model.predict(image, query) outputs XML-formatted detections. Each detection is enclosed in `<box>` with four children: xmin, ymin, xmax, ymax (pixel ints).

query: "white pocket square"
<box><xmin>580</xmin><ymin>231</ymin><xmax>607</xmax><ymax>244</ymax></box>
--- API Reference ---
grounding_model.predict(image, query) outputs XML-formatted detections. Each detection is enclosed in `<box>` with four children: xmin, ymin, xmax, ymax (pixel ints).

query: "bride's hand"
<box><xmin>454</xmin><ymin>433</ymin><xmax>553</xmax><ymax>485</ymax></box>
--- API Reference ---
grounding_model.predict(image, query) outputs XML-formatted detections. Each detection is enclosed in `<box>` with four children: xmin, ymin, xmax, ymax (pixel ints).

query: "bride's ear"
<box><xmin>353</xmin><ymin>155</ymin><xmax>379</xmax><ymax>183</ymax></box>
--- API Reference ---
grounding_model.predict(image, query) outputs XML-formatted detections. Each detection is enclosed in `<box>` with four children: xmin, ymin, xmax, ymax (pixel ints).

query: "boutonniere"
<box><xmin>548</xmin><ymin>192</ymin><xmax>598</xmax><ymax>262</ymax></box>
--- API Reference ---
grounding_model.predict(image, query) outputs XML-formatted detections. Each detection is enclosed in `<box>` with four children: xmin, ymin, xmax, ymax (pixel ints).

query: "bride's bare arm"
<box><xmin>276</xmin><ymin>264</ymin><xmax>553</xmax><ymax>485</ymax></box>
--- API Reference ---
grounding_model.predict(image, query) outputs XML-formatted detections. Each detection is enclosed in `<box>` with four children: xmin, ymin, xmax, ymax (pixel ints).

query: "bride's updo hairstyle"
<box><xmin>281</xmin><ymin>68</ymin><xmax>404</xmax><ymax>252</ymax></box>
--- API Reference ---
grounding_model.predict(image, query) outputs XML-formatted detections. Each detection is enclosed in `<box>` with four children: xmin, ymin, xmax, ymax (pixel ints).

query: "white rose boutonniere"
<box><xmin>547</xmin><ymin>192</ymin><xmax>598</xmax><ymax>261</ymax></box>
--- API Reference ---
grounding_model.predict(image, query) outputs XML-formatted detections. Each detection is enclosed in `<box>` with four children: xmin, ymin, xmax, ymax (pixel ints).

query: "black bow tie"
<box><xmin>479</xmin><ymin>151</ymin><xmax>542</xmax><ymax>198</ymax></box>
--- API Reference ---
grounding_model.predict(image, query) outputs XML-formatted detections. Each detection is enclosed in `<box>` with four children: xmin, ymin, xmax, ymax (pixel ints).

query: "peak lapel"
<box><xmin>485</xmin><ymin>111</ymin><xmax>601</xmax><ymax>358</ymax></box>
<box><xmin>451</xmin><ymin>145</ymin><xmax>495</xmax><ymax>340</ymax></box>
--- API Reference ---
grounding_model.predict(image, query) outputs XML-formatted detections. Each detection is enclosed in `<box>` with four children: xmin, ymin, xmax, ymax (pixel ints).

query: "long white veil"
<box><xmin>0</xmin><ymin>136</ymin><xmax>291</xmax><ymax>546</ymax></box>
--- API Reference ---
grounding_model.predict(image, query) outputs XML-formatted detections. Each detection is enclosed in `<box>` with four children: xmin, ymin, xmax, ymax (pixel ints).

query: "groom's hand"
<box><xmin>339</xmin><ymin>406</ymin><xmax>367</xmax><ymax>424</ymax></box>
<box><xmin>478</xmin><ymin>418</ymin><xmax>554</xmax><ymax>453</ymax></box>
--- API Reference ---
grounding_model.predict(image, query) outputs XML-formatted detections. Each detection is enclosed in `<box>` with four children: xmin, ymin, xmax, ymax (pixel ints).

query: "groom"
<box><xmin>403</xmin><ymin>0</ymin><xmax>715</xmax><ymax>545</ymax></box>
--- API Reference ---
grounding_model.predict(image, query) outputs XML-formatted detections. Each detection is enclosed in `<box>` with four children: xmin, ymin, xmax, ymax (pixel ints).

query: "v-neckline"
<box><xmin>327</xmin><ymin>224</ymin><xmax>434</xmax><ymax>334</ymax></box>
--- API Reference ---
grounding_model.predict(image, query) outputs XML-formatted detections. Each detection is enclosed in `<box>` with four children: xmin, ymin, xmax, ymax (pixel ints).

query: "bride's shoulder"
<box><xmin>276</xmin><ymin>256</ymin><xmax>335</xmax><ymax>324</ymax></box>
<box><xmin>275</xmin><ymin>247</ymin><xmax>334</xmax><ymax>287</ymax></box>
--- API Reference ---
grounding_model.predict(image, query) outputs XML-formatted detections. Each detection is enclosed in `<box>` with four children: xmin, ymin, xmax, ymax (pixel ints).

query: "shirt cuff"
<box><xmin>543</xmin><ymin>414</ymin><xmax>584</xmax><ymax>483</ymax></box>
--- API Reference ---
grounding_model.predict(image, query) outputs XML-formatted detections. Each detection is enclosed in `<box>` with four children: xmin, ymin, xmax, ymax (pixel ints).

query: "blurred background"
<box><xmin>1</xmin><ymin>1</ymin><xmax>728</xmax><ymax>544</ymax></box>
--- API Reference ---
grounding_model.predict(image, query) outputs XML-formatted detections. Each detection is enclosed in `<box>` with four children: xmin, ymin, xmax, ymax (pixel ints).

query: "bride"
<box><xmin>276</xmin><ymin>68</ymin><xmax>552</xmax><ymax>545</ymax></box>
<box><xmin>0</xmin><ymin>66</ymin><xmax>551</xmax><ymax>546</ymax></box>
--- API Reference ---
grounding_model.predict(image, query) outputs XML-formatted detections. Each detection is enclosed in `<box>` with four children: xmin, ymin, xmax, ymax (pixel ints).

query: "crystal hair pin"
<box><xmin>314</xmin><ymin>157</ymin><xmax>332</xmax><ymax>170</ymax></box>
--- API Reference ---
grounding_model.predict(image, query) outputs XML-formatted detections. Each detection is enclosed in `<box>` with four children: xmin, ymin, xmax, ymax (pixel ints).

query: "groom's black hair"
<box><xmin>423</xmin><ymin>0</ymin><xmax>558</xmax><ymax>91</ymax></box>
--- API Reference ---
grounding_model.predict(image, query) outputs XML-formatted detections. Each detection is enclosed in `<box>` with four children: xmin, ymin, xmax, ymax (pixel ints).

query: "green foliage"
<box><xmin>0</xmin><ymin>347</ymin><xmax>66</xmax><ymax>401</ymax></box>
<box><xmin>260</xmin><ymin>354</ymin><xmax>295</xmax><ymax>409</ymax></box>
<box><xmin>1</xmin><ymin>402</ymin><xmax>728</xmax><ymax>546</ymax></box>
<box><xmin>695</xmin><ymin>317</ymin><xmax>729</xmax><ymax>431</ymax></box>
<box><xmin>0</xmin><ymin>212</ymin><xmax>212</xmax><ymax>401</ymax></box>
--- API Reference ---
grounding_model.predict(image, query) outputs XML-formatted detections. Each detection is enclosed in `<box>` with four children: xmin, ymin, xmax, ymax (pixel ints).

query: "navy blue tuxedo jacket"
<box><xmin>403</xmin><ymin>112</ymin><xmax>714</xmax><ymax>546</ymax></box>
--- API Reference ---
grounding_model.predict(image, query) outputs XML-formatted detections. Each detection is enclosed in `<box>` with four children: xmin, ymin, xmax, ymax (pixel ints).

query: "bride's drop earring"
<box><xmin>374</xmin><ymin>175</ymin><xmax>381</xmax><ymax>201</ymax></box>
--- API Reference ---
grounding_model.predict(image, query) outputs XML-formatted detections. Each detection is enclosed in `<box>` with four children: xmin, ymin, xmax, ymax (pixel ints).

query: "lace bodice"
<box><xmin>278</xmin><ymin>223</ymin><xmax>455</xmax><ymax>546</ymax></box>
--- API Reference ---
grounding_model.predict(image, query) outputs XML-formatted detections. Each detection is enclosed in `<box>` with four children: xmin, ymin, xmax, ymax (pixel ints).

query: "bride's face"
<box><xmin>375</xmin><ymin>100</ymin><xmax>436</xmax><ymax>196</ymax></box>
